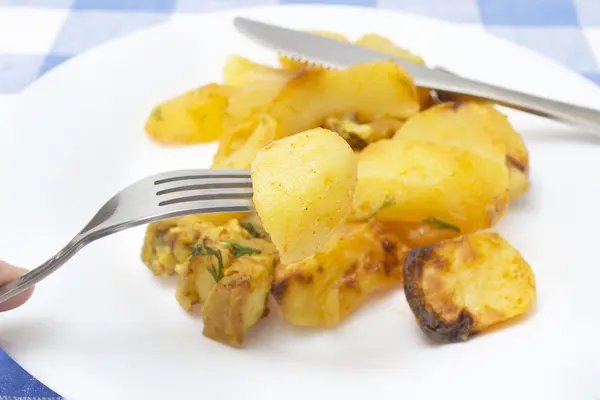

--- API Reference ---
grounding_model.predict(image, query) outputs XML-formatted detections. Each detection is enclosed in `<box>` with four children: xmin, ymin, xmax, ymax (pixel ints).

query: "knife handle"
<box><xmin>428</xmin><ymin>71</ymin><xmax>600</xmax><ymax>132</ymax></box>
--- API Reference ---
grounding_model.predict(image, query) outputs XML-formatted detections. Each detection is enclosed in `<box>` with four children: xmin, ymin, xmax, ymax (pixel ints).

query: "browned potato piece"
<box><xmin>355</xmin><ymin>33</ymin><xmax>432</xmax><ymax>109</ymax></box>
<box><xmin>278</xmin><ymin>30</ymin><xmax>350</xmax><ymax>70</ymax></box>
<box><xmin>350</xmin><ymin>139</ymin><xmax>509</xmax><ymax>233</ymax></box>
<box><xmin>379</xmin><ymin>220</ymin><xmax>461</xmax><ymax>248</ymax></box>
<box><xmin>272</xmin><ymin>222</ymin><xmax>409</xmax><ymax>328</ymax></box>
<box><xmin>259</xmin><ymin>61</ymin><xmax>420</xmax><ymax>139</ymax></box>
<box><xmin>404</xmin><ymin>232</ymin><xmax>536</xmax><ymax>342</ymax></box>
<box><xmin>202</xmin><ymin>254</ymin><xmax>277</xmax><ymax>347</ymax></box>
<box><xmin>145</xmin><ymin>83</ymin><xmax>235</xmax><ymax>145</ymax></box>
<box><xmin>395</xmin><ymin>101</ymin><xmax>529</xmax><ymax>200</ymax></box>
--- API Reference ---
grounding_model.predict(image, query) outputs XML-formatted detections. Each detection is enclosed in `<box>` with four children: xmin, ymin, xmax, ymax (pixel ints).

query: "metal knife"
<box><xmin>234</xmin><ymin>17</ymin><xmax>600</xmax><ymax>132</ymax></box>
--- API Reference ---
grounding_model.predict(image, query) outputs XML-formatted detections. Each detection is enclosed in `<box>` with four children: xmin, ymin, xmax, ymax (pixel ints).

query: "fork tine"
<box><xmin>151</xmin><ymin>169</ymin><xmax>251</xmax><ymax>185</ymax></box>
<box><xmin>157</xmin><ymin>187</ymin><xmax>253</xmax><ymax>206</ymax></box>
<box><xmin>158</xmin><ymin>198</ymin><xmax>255</xmax><ymax>217</ymax></box>
<box><xmin>155</xmin><ymin>177</ymin><xmax>252</xmax><ymax>194</ymax></box>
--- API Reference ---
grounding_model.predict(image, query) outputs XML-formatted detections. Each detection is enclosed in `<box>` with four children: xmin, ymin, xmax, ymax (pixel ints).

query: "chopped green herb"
<box><xmin>190</xmin><ymin>239</ymin><xmax>224</xmax><ymax>282</ymax></box>
<box><xmin>421</xmin><ymin>217</ymin><xmax>461</xmax><ymax>233</ymax></box>
<box><xmin>150</xmin><ymin>106</ymin><xmax>163</xmax><ymax>122</ymax></box>
<box><xmin>240</xmin><ymin>222</ymin><xmax>262</xmax><ymax>238</ymax></box>
<box><xmin>225</xmin><ymin>242</ymin><xmax>262</xmax><ymax>258</ymax></box>
<box><xmin>365</xmin><ymin>194</ymin><xmax>396</xmax><ymax>221</ymax></box>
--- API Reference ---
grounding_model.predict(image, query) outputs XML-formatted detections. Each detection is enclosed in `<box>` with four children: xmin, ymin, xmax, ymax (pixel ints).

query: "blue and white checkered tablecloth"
<box><xmin>1</xmin><ymin>0</ymin><xmax>599</xmax><ymax>398</ymax></box>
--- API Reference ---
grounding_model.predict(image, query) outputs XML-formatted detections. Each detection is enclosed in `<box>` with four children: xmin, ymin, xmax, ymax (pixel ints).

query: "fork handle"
<box><xmin>429</xmin><ymin>71</ymin><xmax>600</xmax><ymax>132</ymax></box>
<box><xmin>0</xmin><ymin>240</ymin><xmax>84</xmax><ymax>304</ymax></box>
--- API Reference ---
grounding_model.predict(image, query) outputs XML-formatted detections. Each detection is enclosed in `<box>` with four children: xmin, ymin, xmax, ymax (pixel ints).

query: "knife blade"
<box><xmin>233</xmin><ymin>16</ymin><xmax>600</xmax><ymax>132</ymax></box>
<box><xmin>233</xmin><ymin>16</ymin><xmax>453</xmax><ymax>89</ymax></box>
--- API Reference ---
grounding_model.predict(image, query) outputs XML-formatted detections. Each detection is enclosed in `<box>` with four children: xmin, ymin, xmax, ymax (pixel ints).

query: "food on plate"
<box><xmin>142</xmin><ymin>216</ymin><xmax>278</xmax><ymax>346</ymax></box>
<box><xmin>211</xmin><ymin>60</ymin><xmax>420</xmax><ymax>168</ymax></box>
<box><xmin>141</xmin><ymin>30</ymin><xmax>536</xmax><ymax>348</ymax></box>
<box><xmin>273</xmin><ymin>221</ymin><xmax>409</xmax><ymax>327</ymax></box>
<box><xmin>323</xmin><ymin>114</ymin><xmax>404</xmax><ymax>150</ymax></box>
<box><xmin>145</xmin><ymin>84</ymin><xmax>234</xmax><ymax>145</ymax></box>
<box><xmin>404</xmin><ymin>232</ymin><xmax>536</xmax><ymax>342</ymax></box>
<box><xmin>251</xmin><ymin>128</ymin><xmax>357</xmax><ymax>264</ymax></box>
<box><xmin>394</xmin><ymin>101</ymin><xmax>530</xmax><ymax>200</ymax></box>
<box><xmin>349</xmin><ymin>138</ymin><xmax>509</xmax><ymax>233</ymax></box>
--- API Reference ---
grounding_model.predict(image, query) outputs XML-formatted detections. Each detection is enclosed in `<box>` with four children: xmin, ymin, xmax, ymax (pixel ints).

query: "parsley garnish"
<box><xmin>421</xmin><ymin>217</ymin><xmax>461</xmax><ymax>233</ymax></box>
<box><xmin>190</xmin><ymin>239</ymin><xmax>224</xmax><ymax>282</ymax></box>
<box><xmin>364</xmin><ymin>194</ymin><xmax>396</xmax><ymax>221</ymax></box>
<box><xmin>225</xmin><ymin>242</ymin><xmax>262</xmax><ymax>258</ymax></box>
<box><xmin>240</xmin><ymin>222</ymin><xmax>262</xmax><ymax>238</ymax></box>
<box><xmin>150</xmin><ymin>106</ymin><xmax>163</xmax><ymax>122</ymax></box>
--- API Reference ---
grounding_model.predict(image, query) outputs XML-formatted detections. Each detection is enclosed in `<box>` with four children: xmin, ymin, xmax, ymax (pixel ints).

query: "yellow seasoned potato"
<box><xmin>223</xmin><ymin>55</ymin><xmax>285</xmax><ymax>87</ymax></box>
<box><xmin>202</xmin><ymin>255</ymin><xmax>277</xmax><ymax>347</ymax></box>
<box><xmin>212</xmin><ymin>115</ymin><xmax>278</xmax><ymax>169</ymax></box>
<box><xmin>355</xmin><ymin>33</ymin><xmax>425</xmax><ymax>65</ymax></box>
<box><xmin>173</xmin><ymin>219</ymin><xmax>276</xmax><ymax>309</ymax></box>
<box><xmin>404</xmin><ymin>232</ymin><xmax>536</xmax><ymax>342</ymax></box>
<box><xmin>145</xmin><ymin>83</ymin><xmax>234</xmax><ymax>145</ymax></box>
<box><xmin>355</xmin><ymin>33</ymin><xmax>432</xmax><ymax>109</ymax></box>
<box><xmin>350</xmin><ymin>139</ymin><xmax>510</xmax><ymax>233</ymax></box>
<box><xmin>272</xmin><ymin>221</ymin><xmax>409</xmax><ymax>327</ymax></box>
<box><xmin>278</xmin><ymin>30</ymin><xmax>350</xmax><ymax>70</ymax></box>
<box><xmin>256</xmin><ymin>61</ymin><xmax>420</xmax><ymax>140</ymax></box>
<box><xmin>379</xmin><ymin>220</ymin><xmax>462</xmax><ymax>248</ymax></box>
<box><xmin>141</xmin><ymin>213</ymin><xmax>249</xmax><ymax>276</ymax></box>
<box><xmin>224</xmin><ymin>58</ymin><xmax>298</xmax><ymax>126</ymax></box>
<box><xmin>251</xmin><ymin>128</ymin><xmax>357</xmax><ymax>264</ymax></box>
<box><xmin>394</xmin><ymin>101</ymin><xmax>529</xmax><ymax>200</ymax></box>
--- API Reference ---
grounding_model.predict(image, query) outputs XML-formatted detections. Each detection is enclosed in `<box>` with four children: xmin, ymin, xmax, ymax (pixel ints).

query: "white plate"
<box><xmin>2</xmin><ymin>4</ymin><xmax>600</xmax><ymax>400</ymax></box>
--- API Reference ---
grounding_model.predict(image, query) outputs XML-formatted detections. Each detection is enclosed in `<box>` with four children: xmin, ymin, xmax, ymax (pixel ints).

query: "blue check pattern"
<box><xmin>1</xmin><ymin>0</ymin><xmax>599</xmax><ymax>397</ymax></box>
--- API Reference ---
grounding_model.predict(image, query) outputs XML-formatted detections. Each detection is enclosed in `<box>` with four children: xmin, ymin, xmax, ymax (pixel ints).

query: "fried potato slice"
<box><xmin>251</xmin><ymin>128</ymin><xmax>357</xmax><ymax>264</ymax></box>
<box><xmin>212</xmin><ymin>115</ymin><xmax>278</xmax><ymax>169</ymax></box>
<box><xmin>223</xmin><ymin>55</ymin><xmax>285</xmax><ymax>87</ymax></box>
<box><xmin>394</xmin><ymin>101</ymin><xmax>529</xmax><ymax>200</ymax></box>
<box><xmin>272</xmin><ymin>222</ymin><xmax>409</xmax><ymax>327</ymax></box>
<box><xmin>404</xmin><ymin>232</ymin><xmax>536</xmax><ymax>342</ymax></box>
<box><xmin>145</xmin><ymin>83</ymin><xmax>235</xmax><ymax>145</ymax></box>
<box><xmin>202</xmin><ymin>254</ymin><xmax>277</xmax><ymax>347</ymax></box>
<box><xmin>355</xmin><ymin>33</ymin><xmax>432</xmax><ymax>109</ymax></box>
<box><xmin>251</xmin><ymin>61</ymin><xmax>419</xmax><ymax>140</ymax></box>
<box><xmin>350</xmin><ymin>139</ymin><xmax>510</xmax><ymax>233</ymax></box>
<box><xmin>278</xmin><ymin>30</ymin><xmax>350</xmax><ymax>70</ymax></box>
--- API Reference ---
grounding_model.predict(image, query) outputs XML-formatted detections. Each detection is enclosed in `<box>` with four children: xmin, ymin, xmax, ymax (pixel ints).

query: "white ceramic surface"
<box><xmin>1</xmin><ymin>5</ymin><xmax>600</xmax><ymax>400</ymax></box>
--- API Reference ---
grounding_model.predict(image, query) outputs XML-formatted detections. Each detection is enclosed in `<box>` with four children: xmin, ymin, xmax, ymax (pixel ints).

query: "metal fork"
<box><xmin>0</xmin><ymin>169</ymin><xmax>254</xmax><ymax>304</ymax></box>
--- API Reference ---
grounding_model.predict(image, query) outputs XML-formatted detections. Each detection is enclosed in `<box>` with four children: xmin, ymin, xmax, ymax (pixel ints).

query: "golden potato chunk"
<box><xmin>223</xmin><ymin>55</ymin><xmax>286</xmax><ymax>87</ymax></box>
<box><xmin>256</xmin><ymin>61</ymin><xmax>420</xmax><ymax>140</ymax></box>
<box><xmin>251</xmin><ymin>128</ymin><xmax>357</xmax><ymax>264</ymax></box>
<box><xmin>404</xmin><ymin>232</ymin><xmax>536</xmax><ymax>342</ymax></box>
<box><xmin>272</xmin><ymin>222</ymin><xmax>409</xmax><ymax>328</ymax></box>
<box><xmin>145</xmin><ymin>83</ymin><xmax>234</xmax><ymax>145</ymax></box>
<box><xmin>355</xmin><ymin>33</ymin><xmax>432</xmax><ymax>109</ymax></box>
<box><xmin>350</xmin><ymin>139</ymin><xmax>509</xmax><ymax>233</ymax></box>
<box><xmin>202</xmin><ymin>255</ymin><xmax>277</xmax><ymax>347</ymax></box>
<box><xmin>394</xmin><ymin>101</ymin><xmax>529</xmax><ymax>200</ymax></box>
<box><xmin>212</xmin><ymin>115</ymin><xmax>278</xmax><ymax>169</ymax></box>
